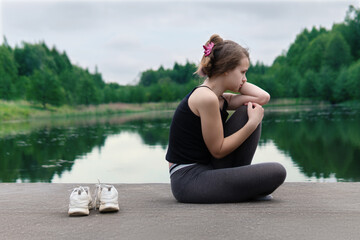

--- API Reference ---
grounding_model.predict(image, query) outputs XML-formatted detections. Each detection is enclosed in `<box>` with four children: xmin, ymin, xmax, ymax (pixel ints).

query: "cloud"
<box><xmin>2</xmin><ymin>0</ymin><xmax>358</xmax><ymax>84</ymax></box>
<box><xmin>0</xmin><ymin>1</ymin><xmax>2</xmax><ymax>44</ymax></box>
<box><xmin>104</xmin><ymin>33</ymin><xmax>141</xmax><ymax>51</ymax></box>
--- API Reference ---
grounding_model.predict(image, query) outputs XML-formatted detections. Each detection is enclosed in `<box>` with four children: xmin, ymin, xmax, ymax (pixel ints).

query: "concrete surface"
<box><xmin>0</xmin><ymin>183</ymin><xmax>359</xmax><ymax>240</ymax></box>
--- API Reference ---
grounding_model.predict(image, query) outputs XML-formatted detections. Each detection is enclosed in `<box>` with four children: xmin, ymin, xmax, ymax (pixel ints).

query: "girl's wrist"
<box><xmin>245</xmin><ymin>119</ymin><xmax>259</xmax><ymax>132</ymax></box>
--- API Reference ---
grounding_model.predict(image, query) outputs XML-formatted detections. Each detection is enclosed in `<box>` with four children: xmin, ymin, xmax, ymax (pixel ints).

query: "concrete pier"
<box><xmin>0</xmin><ymin>183</ymin><xmax>359</xmax><ymax>239</ymax></box>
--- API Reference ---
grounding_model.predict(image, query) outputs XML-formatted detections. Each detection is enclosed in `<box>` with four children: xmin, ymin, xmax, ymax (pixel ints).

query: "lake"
<box><xmin>1</xmin><ymin>105</ymin><xmax>360</xmax><ymax>183</ymax></box>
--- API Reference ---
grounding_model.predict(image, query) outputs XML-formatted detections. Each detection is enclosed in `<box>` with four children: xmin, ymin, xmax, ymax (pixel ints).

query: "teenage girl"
<box><xmin>166</xmin><ymin>34</ymin><xmax>286</xmax><ymax>203</ymax></box>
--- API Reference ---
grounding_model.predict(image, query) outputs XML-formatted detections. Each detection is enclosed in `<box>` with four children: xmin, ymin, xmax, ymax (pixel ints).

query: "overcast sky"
<box><xmin>1</xmin><ymin>0</ymin><xmax>359</xmax><ymax>84</ymax></box>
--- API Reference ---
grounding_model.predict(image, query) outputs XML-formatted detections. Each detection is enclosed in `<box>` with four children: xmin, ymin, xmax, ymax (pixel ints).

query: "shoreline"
<box><xmin>1</xmin><ymin>99</ymin><xmax>359</xmax><ymax>123</ymax></box>
<box><xmin>0</xmin><ymin>100</ymin><xmax>178</xmax><ymax>123</ymax></box>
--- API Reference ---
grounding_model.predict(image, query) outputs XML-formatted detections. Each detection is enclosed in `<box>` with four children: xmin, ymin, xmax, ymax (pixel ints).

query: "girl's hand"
<box><xmin>247</xmin><ymin>102</ymin><xmax>264</xmax><ymax>127</ymax></box>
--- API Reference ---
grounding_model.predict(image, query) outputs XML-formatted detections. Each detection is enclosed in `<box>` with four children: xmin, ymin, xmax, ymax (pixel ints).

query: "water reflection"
<box><xmin>261</xmin><ymin>106</ymin><xmax>360</xmax><ymax>182</ymax></box>
<box><xmin>0</xmin><ymin>111</ymin><xmax>172</xmax><ymax>183</ymax></box>
<box><xmin>0</xmin><ymin>106</ymin><xmax>359</xmax><ymax>183</ymax></box>
<box><xmin>52</xmin><ymin>132</ymin><xmax>169</xmax><ymax>183</ymax></box>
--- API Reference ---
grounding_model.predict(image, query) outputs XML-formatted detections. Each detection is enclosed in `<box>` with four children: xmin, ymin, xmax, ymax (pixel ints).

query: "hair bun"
<box><xmin>195</xmin><ymin>34</ymin><xmax>249</xmax><ymax>78</ymax></box>
<box><xmin>208</xmin><ymin>34</ymin><xmax>223</xmax><ymax>46</ymax></box>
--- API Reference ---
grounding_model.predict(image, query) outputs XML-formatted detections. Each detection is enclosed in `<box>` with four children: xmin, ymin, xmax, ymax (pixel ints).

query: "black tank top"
<box><xmin>166</xmin><ymin>86</ymin><xmax>229</xmax><ymax>164</ymax></box>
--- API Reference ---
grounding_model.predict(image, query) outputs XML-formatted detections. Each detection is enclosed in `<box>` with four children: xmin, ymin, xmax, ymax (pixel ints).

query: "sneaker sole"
<box><xmin>68</xmin><ymin>207</ymin><xmax>90</xmax><ymax>216</ymax></box>
<box><xmin>99</xmin><ymin>203</ymin><xmax>119</xmax><ymax>213</ymax></box>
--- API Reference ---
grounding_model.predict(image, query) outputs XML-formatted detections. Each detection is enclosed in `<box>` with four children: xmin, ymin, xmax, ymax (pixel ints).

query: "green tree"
<box><xmin>286</xmin><ymin>29</ymin><xmax>310</xmax><ymax>67</ymax></box>
<box><xmin>15</xmin><ymin>76</ymin><xmax>30</xmax><ymax>99</ymax></box>
<box><xmin>298</xmin><ymin>34</ymin><xmax>328</xmax><ymax>74</ymax></box>
<box><xmin>345</xmin><ymin>60</ymin><xmax>360</xmax><ymax>100</ymax></box>
<box><xmin>317</xmin><ymin>65</ymin><xmax>338</xmax><ymax>103</ymax></box>
<box><xmin>139</xmin><ymin>69</ymin><xmax>159</xmax><ymax>86</ymax></box>
<box><xmin>171</xmin><ymin>61</ymin><xmax>197</xmax><ymax>84</ymax></box>
<box><xmin>27</xmin><ymin>67</ymin><xmax>65</xmax><ymax>108</ymax></box>
<box><xmin>323</xmin><ymin>32</ymin><xmax>352</xmax><ymax>70</ymax></box>
<box><xmin>333</xmin><ymin>68</ymin><xmax>349</xmax><ymax>103</ymax></box>
<box><xmin>103</xmin><ymin>83</ymin><xmax>120</xmax><ymax>103</ymax></box>
<box><xmin>49</xmin><ymin>47</ymin><xmax>72</xmax><ymax>74</ymax></box>
<box><xmin>0</xmin><ymin>45</ymin><xmax>18</xmax><ymax>100</ymax></box>
<box><xmin>344</xmin><ymin>5</ymin><xmax>360</xmax><ymax>60</ymax></box>
<box><xmin>93</xmin><ymin>66</ymin><xmax>106</xmax><ymax>90</ymax></box>
<box><xmin>267</xmin><ymin>58</ymin><xmax>300</xmax><ymax>98</ymax></box>
<box><xmin>59</xmin><ymin>69</ymin><xmax>78</xmax><ymax>105</ymax></box>
<box><xmin>76</xmin><ymin>77</ymin><xmax>99</xmax><ymax>105</ymax></box>
<box><xmin>299</xmin><ymin>70</ymin><xmax>319</xmax><ymax>99</ymax></box>
<box><xmin>14</xmin><ymin>42</ymin><xmax>48</xmax><ymax>76</ymax></box>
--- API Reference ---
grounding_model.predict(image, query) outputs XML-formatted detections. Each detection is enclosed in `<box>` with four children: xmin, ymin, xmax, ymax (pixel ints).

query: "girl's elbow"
<box><xmin>212</xmin><ymin>150</ymin><xmax>227</xmax><ymax>159</ymax></box>
<box><xmin>259</xmin><ymin>92</ymin><xmax>270</xmax><ymax>105</ymax></box>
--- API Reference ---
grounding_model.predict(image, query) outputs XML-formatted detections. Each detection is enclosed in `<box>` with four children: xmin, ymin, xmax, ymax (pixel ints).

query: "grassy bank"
<box><xmin>268</xmin><ymin>98</ymin><xmax>360</xmax><ymax>107</ymax></box>
<box><xmin>0</xmin><ymin>100</ymin><xmax>178</xmax><ymax>122</ymax></box>
<box><xmin>2</xmin><ymin>99</ymin><xmax>359</xmax><ymax>122</ymax></box>
<box><xmin>265</xmin><ymin>98</ymin><xmax>330</xmax><ymax>107</ymax></box>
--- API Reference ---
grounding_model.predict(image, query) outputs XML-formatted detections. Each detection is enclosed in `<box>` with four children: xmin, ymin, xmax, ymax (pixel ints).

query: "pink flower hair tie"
<box><xmin>203</xmin><ymin>42</ymin><xmax>214</xmax><ymax>56</ymax></box>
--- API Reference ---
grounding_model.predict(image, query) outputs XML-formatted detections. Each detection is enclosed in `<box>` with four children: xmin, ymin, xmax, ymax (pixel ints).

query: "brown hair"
<box><xmin>195</xmin><ymin>34</ymin><xmax>250</xmax><ymax>78</ymax></box>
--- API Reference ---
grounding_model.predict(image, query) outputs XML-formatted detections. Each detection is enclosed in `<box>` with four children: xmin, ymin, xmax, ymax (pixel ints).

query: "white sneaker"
<box><xmin>94</xmin><ymin>183</ymin><xmax>119</xmax><ymax>213</ymax></box>
<box><xmin>68</xmin><ymin>186</ymin><xmax>92</xmax><ymax>216</ymax></box>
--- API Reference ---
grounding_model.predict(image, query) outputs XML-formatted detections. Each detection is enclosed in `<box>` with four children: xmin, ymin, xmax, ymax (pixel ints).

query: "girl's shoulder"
<box><xmin>192</xmin><ymin>86</ymin><xmax>218</xmax><ymax>103</ymax></box>
<box><xmin>189</xmin><ymin>87</ymin><xmax>219</xmax><ymax>114</ymax></box>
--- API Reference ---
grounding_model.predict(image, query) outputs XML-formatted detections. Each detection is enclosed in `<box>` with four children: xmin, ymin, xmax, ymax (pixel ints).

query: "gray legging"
<box><xmin>170</xmin><ymin>106</ymin><xmax>286</xmax><ymax>203</ymax></box>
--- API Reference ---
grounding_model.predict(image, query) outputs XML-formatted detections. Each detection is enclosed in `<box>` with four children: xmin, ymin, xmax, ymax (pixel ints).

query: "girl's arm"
<box><xmin>190</xmin><ymin>88</ymin><xmax>264</xmax><ymax>159</ymax></box>
<box><xmin>223</xmin><ymin>82</ymin><xmax>270</xmax><ymax>110</ymax></box>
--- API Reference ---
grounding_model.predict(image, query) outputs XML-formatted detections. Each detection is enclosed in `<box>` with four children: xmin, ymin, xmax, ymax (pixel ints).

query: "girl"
<box><xmin>166</xmin><ymin>34</ymin><xmax>286</xmax><ymax>203</ymax></box>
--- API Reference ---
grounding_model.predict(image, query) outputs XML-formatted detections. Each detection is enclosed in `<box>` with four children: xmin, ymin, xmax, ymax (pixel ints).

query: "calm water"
<box><xmin>1</xmin><ymin>106</ymin><xmax>360</xmax><ymax>183</ymax></box>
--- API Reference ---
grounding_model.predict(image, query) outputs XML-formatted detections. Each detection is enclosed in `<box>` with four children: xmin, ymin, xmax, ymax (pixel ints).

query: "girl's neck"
<box><xmin>202</xmin><ymin>77</ymin><xmax>226</xmax><ymax>98</ymax></box>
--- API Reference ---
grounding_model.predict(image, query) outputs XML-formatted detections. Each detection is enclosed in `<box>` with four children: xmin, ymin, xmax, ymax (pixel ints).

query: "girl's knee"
<box><xmin>273</xmin><ymin>162</ymin><xmax>287</xmax><ymax>184</ymax></box>
<box><xmin>234</xmin><ymin>105</ymin><xmax>248</xmax><ymax>116</ymax></box>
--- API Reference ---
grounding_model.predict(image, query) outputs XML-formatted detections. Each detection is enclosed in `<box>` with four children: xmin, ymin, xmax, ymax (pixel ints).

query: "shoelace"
<box><xmin>71</xmin><ymin>186</ymin><xmax>87</xmax><ymax>195</ymax></box>
<box><xmin>93</xmin><ymin>180</ymin><xmax>116</xmax><ymax>210</ymax></box>
<box><xmin>93</xmin><ymin>180</ymin><xmax>107</xmax><ymax>210</ymax></box>
<box><xmin>93</xmin><ymin>180</ymin><xmax>101</xmax><ymax>210</ymax></box>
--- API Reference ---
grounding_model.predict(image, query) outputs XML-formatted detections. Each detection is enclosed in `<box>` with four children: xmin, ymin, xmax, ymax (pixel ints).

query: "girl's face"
<box><xmin>224</xmin><ymin>57</ymin><xmax>249</xmax><ymax>92</ymax></box>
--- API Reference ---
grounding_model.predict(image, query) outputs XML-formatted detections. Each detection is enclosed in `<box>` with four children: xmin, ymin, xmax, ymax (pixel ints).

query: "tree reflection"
<box><xmin>0</xmin><ymin>125</ymin><xmax>109</xmax><ymax>182</ymax></box>
<box><xmin>0</xmin><ymin>112</ymin><xmax>172</xmax><ymax>182</ymax></box>
<box><xmin>261</xmin><ymin>106</ymin><xmax>360</xmax><ymax>181</ymax></box>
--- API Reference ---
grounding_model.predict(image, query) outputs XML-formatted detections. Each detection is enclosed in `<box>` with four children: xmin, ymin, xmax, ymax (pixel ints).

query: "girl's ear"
<box><xmin>224</xmin><ymin>72</ymin><xmax>228</xmax><ymax>76</ymax></box>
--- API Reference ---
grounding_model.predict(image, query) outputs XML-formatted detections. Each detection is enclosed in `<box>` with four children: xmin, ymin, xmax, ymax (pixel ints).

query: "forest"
<box><xmin>248</xmin><ymin>5</ymin><xmax>360</xmax><ymax>104</ymax></box>
<box><xmin>0</xmin><ymin>5</ymin><xmax>359</xmax><ymax>107</ymax></box>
